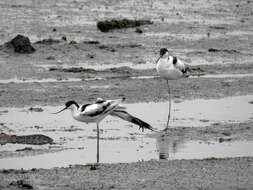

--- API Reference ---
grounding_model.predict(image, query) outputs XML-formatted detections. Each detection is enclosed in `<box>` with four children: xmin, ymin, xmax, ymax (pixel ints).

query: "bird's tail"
<box><xmin>110</xmin><ymin>109</ymin><xmax>154</xmax><ymax>132</ymax></box>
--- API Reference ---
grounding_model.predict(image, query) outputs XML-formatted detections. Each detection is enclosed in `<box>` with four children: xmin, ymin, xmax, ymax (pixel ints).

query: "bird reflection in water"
<box><xmin>156</xmin><ymin>133</ymin><xmax>185</xmax><ymax>160</ymax></box>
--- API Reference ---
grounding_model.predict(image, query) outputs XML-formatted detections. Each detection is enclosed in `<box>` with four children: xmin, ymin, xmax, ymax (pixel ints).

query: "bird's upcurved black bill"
<box><xmin>51</xmin><ymin>107</ymin><xmax>67</xmax><ymax>114</ymax></box>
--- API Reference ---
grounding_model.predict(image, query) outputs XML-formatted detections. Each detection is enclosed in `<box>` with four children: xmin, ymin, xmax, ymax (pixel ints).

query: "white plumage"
<box><xmin>155</xmin><ymin>48</ymin><xmax>189</xmax><ymax>129</ymax></box>
<box><xmin>156</xmin><ymin>49</ymin><xmax>187</xmax><ymax>80</ymax></box>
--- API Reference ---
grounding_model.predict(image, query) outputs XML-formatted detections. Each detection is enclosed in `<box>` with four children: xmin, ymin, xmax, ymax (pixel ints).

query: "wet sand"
<box><xmin>0</xmin><ymin>157</ymin><xmax>252</xmax><ymax>190</ymax></box>
<box><xmin>0</xmin><ymin>0</ymin><xmax>253</xmax><ymax>189</ymax></box>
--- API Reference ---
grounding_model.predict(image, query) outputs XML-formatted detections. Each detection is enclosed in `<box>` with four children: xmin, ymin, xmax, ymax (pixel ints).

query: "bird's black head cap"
<box><xmin>160</xmin><ymin>48</ymin><xmax>168</xmax><ymax>56</ymax></box>
<box><xmin>65</xmin><ymin>100</ymin><xmax>79</xmax><ymax>108</ymax></box>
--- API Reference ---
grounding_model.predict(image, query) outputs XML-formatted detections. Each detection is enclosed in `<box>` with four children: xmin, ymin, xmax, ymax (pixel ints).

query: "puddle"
<box><xmin>1</xmin><ymin>137</ymin><xmax>253</xmax><ymax>169</ymax></box>
<box><xmin>156</xmin><ymin>135</ymin><xmax>253</xmax><ymax>160</ymax></box>
<box><xmin>0</xmin><ymin>95</ymin><xmax>252</xmax><ymax>169</ymax></box>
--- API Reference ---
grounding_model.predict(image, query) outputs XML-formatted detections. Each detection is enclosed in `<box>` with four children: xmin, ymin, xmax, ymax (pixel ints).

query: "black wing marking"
<box><xmin>95</xmin><ymin>98</ymin><xmax>106</xmax><ymax>104</ymax></box>
<box><xmin>172</xmin><ymin>56</ymin><xmax>177</xmax><ymax>65</ymax></box>
<box><xmin>88</xmin><ymin>102</ymin><xmax>112</xmax><ymax>117</ymax></box>
<box><xmin>110</xmin><ymin>110</ymin><xmax>154</xmax><ymax>131</ymax></box>
<box><xmin>80</xmin><ymin>104</ymin><xmax>91</xmax><ymax>112</ymax></box>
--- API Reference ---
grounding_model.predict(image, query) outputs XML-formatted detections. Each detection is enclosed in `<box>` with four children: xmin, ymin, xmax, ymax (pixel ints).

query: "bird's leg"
<box><xmin>96</xmin><ymin>123</ymin><xmax>100</xmax><ymax>164</ymax></box>
<box><xmin>166</xmin><ymin>80</ymin><xmax>171</xmax><ymax>129</ymax></box>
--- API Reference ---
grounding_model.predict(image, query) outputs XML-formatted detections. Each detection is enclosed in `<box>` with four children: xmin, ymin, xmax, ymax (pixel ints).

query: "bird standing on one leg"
<box><xmin>155</xmin><ymin>48</ymin><xmax>189</xmax><ymax>129</ymax></box>
<box><xmin>53</xmin><ymin>97</ymin><xmax>153</xmax><ymax>164</ymax></box>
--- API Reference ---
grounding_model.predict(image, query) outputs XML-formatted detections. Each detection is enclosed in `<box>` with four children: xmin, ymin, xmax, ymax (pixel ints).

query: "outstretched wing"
<box><xmin>110</xmin><ymin>109</ymin><xmax>154</xmax><ymax>132</ymax></box>
<box><xmin>83</xmin><ymin>99</ymin><xmax>122</xmax><ymax>116</ymax></box>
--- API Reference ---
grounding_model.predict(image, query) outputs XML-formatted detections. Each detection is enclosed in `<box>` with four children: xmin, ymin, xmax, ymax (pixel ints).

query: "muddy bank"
<box><xmin>150</xmin><ymin>120</ymin><xmax>253</xmax><ymax>142</ymax></box>
<box><xmin>0</xmin><ymin>69</ymin><xmax>253</xmax><ymax>107</ymax></box>
<box><xmin>0</xmin><ymin>157</ymin><xmax>252</xmax><ymax>190</ymax></box>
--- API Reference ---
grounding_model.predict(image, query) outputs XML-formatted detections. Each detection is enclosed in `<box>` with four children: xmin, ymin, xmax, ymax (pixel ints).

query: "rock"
<box><xmin>219</xmin><ymin>137</ymin><xmax>232</xmax><ymax>143</ymax></box>
<box><xmin>9</xmin><ymin>134</ymin><xmax>53</xmax><ymax>145</ymax></box>
<box><xmin>46</xmin><ymin>56</ymin><xmax>55</xmax><ymax>60</ymax></box>
<box><xmin>62</xmin><ymin>36</ymin><xmax>67</xmax><ymax>41</ymax></box>
<box><xmin>87</xmin><ymin>53</ymin><xmax>95</xmax><ymax>58</ymax></box>
<box><xmin>28</xmin><ymin>107</ymin><xmax>44</xmax><ymax>112</ymax></box>
<box><xmin>35</xmin><ymin>38</ymin><xmax>61</xmax><ymax>45</ymax></box>
<box><xmin>97</xmin><ymin>19</ymin><xmax>153</xmax><ymax>32</ymax></box>
<box><xmin>9</xmin><ymin>180</ymin><xmax>33</xmax><ymax>189</ymax></box>
<box><xmin>16</xmin><ymin>147</ymin><xmax>33</xmax><ymax>152</ymax></box>
<box><xmin>7</xmin><ymin>35</ymin><xmax>35</xmax><ymax>53</ymax></box>
<box><xmin>135</xmin><ymin>28</ymin><xmax>143</xmax><ymax>34</ymax></box>
<box><xmin>83</xmin><ymin>40</ymin><xmax>100</xmax><ymax>44</ymax></box>
<box><xmin>47</xmin><ymin>67</ymin><xmax>96</xmax><ymax>73</ymax></box>
<box><xmin>208</xmin><ymin>48</ymin><xmax>239</xmax><ymax>54</ymax></box>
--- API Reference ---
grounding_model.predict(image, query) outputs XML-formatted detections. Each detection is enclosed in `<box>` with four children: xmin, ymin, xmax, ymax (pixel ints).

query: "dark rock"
<box><xmin>83</xmin><ymin>40</ymin><xmax>100</xmax><ymax>44</ymax></box>
<box><xmin>219</xmin><ymin>137</ymin><xmax>232</xmax><ymax>143</ymax></box>
<box><xmin>221</xmin><ymin>131</ymin><xmax>231</xmax><ymax>136</ymax></box>
<box><xmin>16</xmin><ymin>147</ymin><xmax>33</xmax><ymax>152</ymax></box>
<box><xmin>87</xmin><ymin>53</ymin><xmax>95</xmax><ymax>58</ymax></box>
<box><xmin>63</xmin><ymin>67</ymin><xmax>95</xmax><ymax>73</ymax></box>
<box><xmin>6</xmin><ymin>35</ymin><xmax>35</xmax><ymax>53</ymax></box>
<box><xmin>35</xmin><ymin>38</ymin><xmax>61</xmax><ymax>45</ymax></box>
<box><xmin>62</xmin><ymin>36</ymin><xmax>67</xmax><ymax>41</ymax></box>
<box><xmin>135</xmin><ymin>28</ymin><xmax>143</xmax><ymax>34</ymax></box>
<box><xmin>97</xmin><ymin>18</ymin><xmax>153</xmax><ymax>32</ymax></box>
<box><xmin>98</xmin><ymin>45</ymin><xmax>116</xmax><ymax>52</ymax></box>
<box><xmin>199</xmin><ymin>119</ymin><xmax>210</xmax><ymax>123</ymax></box>
<box><xmin>28</xmin><ymin>107</ymin><xmax>44</xmax><ymax>112</ymax></box>
<box><xmin>10</xmin><ymin>134</ymin><xmax>53</xmax><ymax>145</ymax></box>
<box><xmin>46</xmin><ymin>56</ymin><xmax>55</xmax><ymax>60</ymax></box>
<box><xmin>1</xmin><ymin>169</ymin><xmax>14</xmax><ymax>174</ymax></box>
<box><xmin>10</xmin><ymin>180</ymin><xmax>33</xmax><ymax>189</ymax></box>
<box><xmin>208</xmin><ymin>48</ymin><xmax>239</xmax><ymax>54</ymax></box>
<box><xmin>48</xmin><ymin>67</ymin><xmax>96</xmax><ymax>73</ymax></box>
<box><xmin>208</xmin><ymin>48</ymin><xmax>220</xmax><ymax>52</ymax></box>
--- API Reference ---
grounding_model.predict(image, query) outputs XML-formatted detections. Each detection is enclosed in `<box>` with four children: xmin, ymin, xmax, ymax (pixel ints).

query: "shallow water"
<box><xmin>156</xmin><ymin>136</ymin><xmax>253</xmax><ymax>160</ymax></box>
<box><xmin>0</xmin><ymin>95</ymin><xmax>252</xmax><ymax>169</ymax></box>
<box><xmin>1</xmin><ymin>137</ymin><xmax>253</xmax><ymax>169</ymax></box>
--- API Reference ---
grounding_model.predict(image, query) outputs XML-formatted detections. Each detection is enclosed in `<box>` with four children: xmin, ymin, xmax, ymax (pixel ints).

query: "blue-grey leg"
<box><xmin>96</xmin><ymin>123</ymin><xmax>100</xmax><ymax>163</ymax></box>
<box><xmin>166</xmin><ymin>80</ymin><xmax>171</xmax><ymax>129</ymax></box>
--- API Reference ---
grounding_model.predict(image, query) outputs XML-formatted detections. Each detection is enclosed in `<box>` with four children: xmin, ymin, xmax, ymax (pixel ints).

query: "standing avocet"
<box><xmin>53</xmin><ymin>97</ymin><xmax>153</xmax><ymax>163</ymax></box>
<box><xmin>155</xmin><ymin>48</ymin><xmax>189</xmax><ymax>129</ymax></box>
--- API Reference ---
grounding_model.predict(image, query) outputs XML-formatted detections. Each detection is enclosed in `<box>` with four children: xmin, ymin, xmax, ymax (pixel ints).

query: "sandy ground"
<box><xmin>0</xmin><ymin>157</ymin><xmax>253</xmax><ymax>190</ymax></box>
<box><xmin>0</xmin><ymin>0</ymin><xmax>253</xmax><ymax>189</ymax></box>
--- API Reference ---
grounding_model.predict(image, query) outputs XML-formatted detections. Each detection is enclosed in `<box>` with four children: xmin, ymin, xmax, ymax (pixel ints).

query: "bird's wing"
<box><xmin>81</xmin><ymin>98</ymin><xmax>124</xmax><ymax>117</ymax></box>
<box><xmin>174</xmin><ymin>58</ymin><xmax>186</xmax><ymax>73</ymax></box>
<box><xmin>95</xmin><ymin>97</ymin><xmax>106</xmax><ymax>103</ymax></box>
<box><xmin>110</xmin><ymin>109</ymin><xmax>154</xmax><ymax>131</ymax></box>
